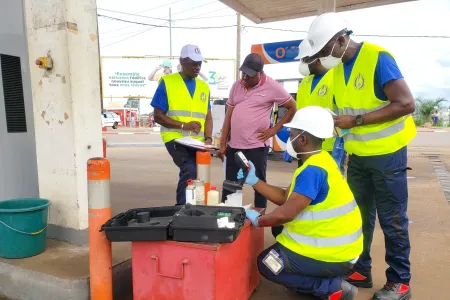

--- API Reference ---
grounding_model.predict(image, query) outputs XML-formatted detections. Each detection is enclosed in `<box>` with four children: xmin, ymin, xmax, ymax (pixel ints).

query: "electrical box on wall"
<box><xmin>35</xmin><ymin>52</ymin><xmax>53</xmax><ymax>70</ymax></box>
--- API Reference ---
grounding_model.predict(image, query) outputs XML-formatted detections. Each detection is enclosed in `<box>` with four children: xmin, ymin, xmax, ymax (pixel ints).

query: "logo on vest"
<box><xmin>354</xmin><ymin>73</ymin><xmax>365</xmax><ymax>90</ymax></box>
<box><xmin>200</xmin><ymin>92</ymin><xmax>206</xmax><ymax>102</ymax></box>
<box><xmin>317</xmin><ymin>85</ymin><xmax>328</xmax><ymax>97</ymax></box>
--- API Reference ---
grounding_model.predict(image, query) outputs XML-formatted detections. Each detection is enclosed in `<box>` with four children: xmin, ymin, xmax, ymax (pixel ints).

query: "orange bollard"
<box><xmin>87</xmin><ymin>158</ymin><xmax>113</xmax><ymax>300</ymax></box>
<box><xmin>196</xmin><ymin>151</ymin><xmax>211</xmax><ymax>205</ymax></box>
<box><xmin>102</xmin><ymin>138</ymin><xmax>107</xmax><ymax>158</ymax></box>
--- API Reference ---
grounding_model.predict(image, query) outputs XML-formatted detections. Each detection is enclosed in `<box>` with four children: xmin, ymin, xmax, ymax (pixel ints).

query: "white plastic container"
<box><xmin>207</xmin><ymin>186</ymin><xmax>220</xmax><ymax>206</ymax></box>
<box><xmin>226</xmin><ymin>191</ymin><xmax>243</xmax><ymax>207</ymax></box>
<box><xmin>186</xmin><ymin>181</ymin><xmax>196</xmax><ymax>205</ymax></box>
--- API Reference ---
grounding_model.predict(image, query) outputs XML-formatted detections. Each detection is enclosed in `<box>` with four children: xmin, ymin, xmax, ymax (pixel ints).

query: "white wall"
<box><xmin>24</xmin><ymin>0</ymin><xmax>102</xmax><ymax>243</ymax></box>
<box><xmin>0</xmin><ymin>0</ymin><xmax>39</xmax><ymax>200</ymax></box>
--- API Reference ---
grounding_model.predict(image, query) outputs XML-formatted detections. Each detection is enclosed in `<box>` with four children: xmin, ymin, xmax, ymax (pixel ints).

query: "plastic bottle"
<box><xmin>186</xmin><ymin>180</ymin><xmax>196</xmax><ymax>205</ymax></box>
<box><xmin>331</xmin><ymin>136</ymin><xmax>345</xmax><ymax>169</ymax></box>
<box><xmin>207</xmin><ymin>186</ymin><xmax>220</xmax><ymax>206</ymax></box>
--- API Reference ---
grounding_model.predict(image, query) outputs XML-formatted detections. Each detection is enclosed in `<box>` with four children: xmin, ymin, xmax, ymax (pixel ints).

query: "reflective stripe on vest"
<box><xmin>160</xmin><ymin>127</ymin><xmax>202</xmax><ymax>136</ymax></box>
<box><xmin>282</xmin><ymin>227</ymin><xmax>362</xmax><ymax>247</ymax></box>
<box><xmin>167</xmin><ymin>110</ymin><xmax>207</xmax><ymax>119</ymax></box>
<box><xmin>345</xmin><ymin>119</ymin><xmax>405</xmax><ymax>142</ymax></box>
<box><xmin>296</xmin><ymin>199</ymin><xmax>357</xmax><ymax>221</ymax></box>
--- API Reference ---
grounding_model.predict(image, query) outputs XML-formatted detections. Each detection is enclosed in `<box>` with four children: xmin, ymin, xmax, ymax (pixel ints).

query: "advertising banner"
<box><xmin>251</xmin><ymin>40</ymin><xmax>303</xmax><ymax>64</ymax></box>
<box><xmin>101</xmin><ymin>56</ymin><xmax>235</xmax><ymax>99</ymax></box>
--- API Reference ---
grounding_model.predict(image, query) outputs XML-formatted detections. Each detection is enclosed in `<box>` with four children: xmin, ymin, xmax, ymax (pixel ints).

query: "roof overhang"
<box><xmin>219</xmin><ymin>0</ymin><xmax>416</xmax><ymax>24</ymax></box>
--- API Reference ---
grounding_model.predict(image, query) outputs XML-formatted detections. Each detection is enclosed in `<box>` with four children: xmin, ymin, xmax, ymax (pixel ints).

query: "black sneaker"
<box><xmin>373</xmin><ymin>283</ymin><xmax>412</xmax><ymax>300</ymax></box>
<box><xmin>343</xmin><ymin>270</ymin><xmax>373</xmax><ymax>288</ymax></box>
<box><xmin>322</xmin><ymin>281</ymin><xmax>358</xmax><ymax>300</ymax></box>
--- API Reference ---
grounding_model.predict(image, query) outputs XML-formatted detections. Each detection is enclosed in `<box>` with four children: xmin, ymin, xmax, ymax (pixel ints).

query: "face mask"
<box><xmin>286</xmin><ymin>131</ymin><xmax>322</xmax><ymax>159</ymax></box>
<box><xmin>298</xmin><ymin>57</ymin><xmax>318</xmax><ymax>77</ymax></box>
<box><xmin>319</xmin><ymin>36</ymin><xmax>350</xmax><ymax>70</ymax></box>
<box><xmin>298</xmin><ymin>62</ymin><xmax>310</xmax><ymax>76</ymax></box>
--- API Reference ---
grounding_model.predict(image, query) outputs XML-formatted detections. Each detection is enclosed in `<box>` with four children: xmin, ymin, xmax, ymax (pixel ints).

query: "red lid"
<box><xmin>187</xmin><ymin>179</ymin><xmax>195</xmax><ymax>185</ymax></box>
<box><xmin>210</xmin><ymin>186</ymin><xmax>216</xmax><ymax>190</ymax></box>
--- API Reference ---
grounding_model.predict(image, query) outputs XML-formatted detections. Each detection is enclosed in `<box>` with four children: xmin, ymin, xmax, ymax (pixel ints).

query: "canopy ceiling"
<box><xmin>219</xmin><ymin>0</ymin><xmax>415</xmax><ymax>23</ymax></box>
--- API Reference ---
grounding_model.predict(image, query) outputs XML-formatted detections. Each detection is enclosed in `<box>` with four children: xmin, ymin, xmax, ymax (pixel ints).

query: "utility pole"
<box><xmin>169</xmin><ymin>8</ymin><xmax>172</xmax><ymax>58</ymax></box>
<box><xmin>236</xmin><ymin>13</ymin><xmax>241</xmax><ymax>81</ymax></box>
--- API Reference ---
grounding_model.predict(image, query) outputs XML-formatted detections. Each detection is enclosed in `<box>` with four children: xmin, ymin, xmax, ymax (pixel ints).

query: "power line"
<box><xmin>98</xmin><ymin>17</ymin><xmax>450</xmax><ymax>39</ymax></box>
<box><xmin>177</xmin><ymin>14</ymin><xmax>235</xmax><ymax>21</ymax></box>
<box><xmin>173</xmin><ymin>7</ymin><xmax>229</xmax><ymax>20</ymax></box>
<box><xmin>99</xmin><ymin>2</ymin><xmax>226</xmax><ymax>48</ymax></box>
<box><xmin>97</xmin><ymin>8</ymin><xmax>169</xmax><ymax>21</ymax></box>
<box><xmin>243</xmin><ymin>25</ymin><xmax>450</xmax><ymax>39</ymax></box>
<box><xmin>97</xmin><ymin>0</ymin><xmax>185</xmax><ymax>32</ymax></box>
<box><xmin>98</xmin><ymin>14</ymin><xmax>236</xmax><ymax>29</ymax></box>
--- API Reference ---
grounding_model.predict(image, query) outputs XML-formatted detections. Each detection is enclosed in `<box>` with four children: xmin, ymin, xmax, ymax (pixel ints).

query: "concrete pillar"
<box><xmin>318</xmin><ymin>0</ymin><xmax>336</xmax><ymax>14</ymax></box>
<box><xmin>24</xmin><ymin>0</ymin><xmax>103</xmax><ymax>244</ymax></box>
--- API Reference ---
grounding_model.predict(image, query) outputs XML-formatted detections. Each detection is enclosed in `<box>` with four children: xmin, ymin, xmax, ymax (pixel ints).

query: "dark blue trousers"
<box><xmin>165</xmin><ymin>140</ymin><xmax>197</xmax><ymax>205</ymax></box>
<box><xmin>222</xmin><ymin>146</ymin><xmax>269</xmax><ymax>208</ymax></box>
<box><xmin>257</xmin><ymin>243</ymin><xmax>353</xmax><ymax>297</ymax></box>
<box><xmin>347</xmin><ymin>146</ymin><xmax>411</xmax><ymax>284</ymax></box>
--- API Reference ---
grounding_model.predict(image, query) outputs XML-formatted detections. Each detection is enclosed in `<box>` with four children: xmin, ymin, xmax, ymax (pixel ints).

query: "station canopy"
<box><xmin>219</xmin><ymin>0</ymin><xmax>415</xmax><ymax>23</ymax></box>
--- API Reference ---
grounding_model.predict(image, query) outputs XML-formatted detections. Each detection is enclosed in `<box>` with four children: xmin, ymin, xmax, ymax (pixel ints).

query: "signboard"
<box><xmin>100</xmin><ymin>56</ymin><xmax>235</xmax><ymax>99</ymax></box>
<box><xmin>251</xmin><ymin>40</ymin><xmax>303</xmax><ymax>64</ymax></box>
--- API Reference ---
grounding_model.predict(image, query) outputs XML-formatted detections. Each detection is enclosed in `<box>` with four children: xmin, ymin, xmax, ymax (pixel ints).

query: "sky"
<box><xmin>97</xmin><ymin>0</ymin><xmax>450</xmax><ymax>104</ymax></box>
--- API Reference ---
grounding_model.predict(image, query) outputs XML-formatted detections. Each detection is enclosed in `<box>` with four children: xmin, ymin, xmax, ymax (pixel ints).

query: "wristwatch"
<box><xmin>204</xmin><ymin>136</ymin><xmax>212</xmax><ymax>142</ymax></box>
<box><xmin>355</xmin><ymin>115</ymin><xmax>364</xmax><ymax>126</ymax></box>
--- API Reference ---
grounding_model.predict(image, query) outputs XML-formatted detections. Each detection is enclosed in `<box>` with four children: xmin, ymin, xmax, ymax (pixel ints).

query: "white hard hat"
<box><xmin>294</xmin><ymin>40</ymin><xmax>312</xmax><ymax>60</ymax></box>
<box><xmin>284</xmin><ymin>106</ymin><xmax>334</xmax><ymax>139</ymax></box>
<box><xmin>306</xmin><ymin>12</ymin><xmax>349</xmax><ymax>57</ymax></box>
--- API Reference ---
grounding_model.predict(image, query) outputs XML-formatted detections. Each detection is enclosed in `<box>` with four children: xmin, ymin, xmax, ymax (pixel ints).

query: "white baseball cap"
<box><xmin>180</xmin><ymin>44</ymin><xmax>206</xmax><ymax>62</ymax></box>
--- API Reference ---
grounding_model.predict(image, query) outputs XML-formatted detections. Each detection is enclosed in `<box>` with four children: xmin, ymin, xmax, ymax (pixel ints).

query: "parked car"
<box><xmin>101</xmin><ymin>112</ymin><xmax>122</xmax><ymax>129</ymax></box>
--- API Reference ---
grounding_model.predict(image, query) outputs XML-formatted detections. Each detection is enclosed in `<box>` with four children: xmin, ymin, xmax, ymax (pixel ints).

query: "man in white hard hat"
<box><xmin>151</xmin><ymin>44</ymin><xmax>213</xmax><ymax>205</ymax></box>
<box><xmin>241</xmin><ymin>106</ymin><xmax>363</xmax><ymax>300</ymax></box>
<box><xmin>304</xmin><ymin>12</ymin><xmax>416</xmax><ymax>300</ymax></box>
<box><xmin>283</xmin><ymin>40</ymin><xmax>347</xmax><ymax>175</ymax></box>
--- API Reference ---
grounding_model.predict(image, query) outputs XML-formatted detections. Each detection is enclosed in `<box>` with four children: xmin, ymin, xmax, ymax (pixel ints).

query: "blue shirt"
<box><xmin>151</xmin><ymin>79</ymin><xmax>211</xmax><ymax>113</ymax></box>
<box><xmin>292</xmin><ymin>165</ymin><xmax>329</xmax><ymax>206</ymax></box>
<box><xmin>311</xmin><ymin>72</ymin><xmax>326</xmax><ymax>93</ymax></box>
<box><xmin>343</xmin><ymin>42</ymin><xmax>404</xmax><ymax>100</ymax></box>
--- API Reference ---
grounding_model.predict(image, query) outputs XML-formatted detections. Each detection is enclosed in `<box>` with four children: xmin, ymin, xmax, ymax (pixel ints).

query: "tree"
<box><xmin>415</xmin><ymin>97</ymin><xmax>447</xmax><ymax>123</ymax></box>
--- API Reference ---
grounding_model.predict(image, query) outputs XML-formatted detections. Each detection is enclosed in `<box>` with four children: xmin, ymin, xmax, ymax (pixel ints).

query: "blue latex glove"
<box><xmin>237</xmin><ymin>161</ymin><xmax>259</xmax><ymax>186</ymax></box>
<box><xmin>245</xmin><ymin>209</ymin><xmax>261</xmax><ymax>227</ymax></box>
<box><xmin>282</xmin><ymin>151</ymin><xmax>293</xmax><ymax>163</ymax></box>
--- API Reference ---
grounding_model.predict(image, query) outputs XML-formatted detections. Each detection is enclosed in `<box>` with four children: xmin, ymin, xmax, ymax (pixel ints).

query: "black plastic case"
<box><xmin>171</xmin><ymin>204</ymin><xmax>246</xmax><ymax>243</ymax></box>
<box><xmin>100</xmin><ymin>206</ymin><xmax>182</xmax><ymax>242</ymax></box>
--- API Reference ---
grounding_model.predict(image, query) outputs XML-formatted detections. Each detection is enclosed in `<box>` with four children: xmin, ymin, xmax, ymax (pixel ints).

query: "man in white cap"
<box><xmin>151</xmin><ymin>44</ymin><xmax>213</xmax><ymax>205</ymax></box>
<box><xmin>241</xmin><ymin>106</ymin><xmax>363</xmax><ymax>300</ymax></box>
<box><xmin>283</xmin><ymin>40</ymin><xmax>347</xmax><ymax>175</ymax></box>
<box><xmin>304</xmin><ymin>12</ymin><xmax>416</xmax><ymax>300</ymax></box>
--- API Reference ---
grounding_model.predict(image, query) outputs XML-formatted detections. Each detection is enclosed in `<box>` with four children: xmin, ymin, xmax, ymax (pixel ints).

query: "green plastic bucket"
<box><xmin>0</xmin><ymin>198</ymin><xmax>51</xmax><ymax>259</ymax></box>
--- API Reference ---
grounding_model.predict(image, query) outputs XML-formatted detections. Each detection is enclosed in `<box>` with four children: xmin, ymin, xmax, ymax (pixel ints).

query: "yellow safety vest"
<box><xmin>333</xmin><ymin>42</ymin><xmax>416</xmax><ymax>156</ymax></box>
<box><xmin>276</xmin><ymin>151</ymin><xmax>363</xmax><ymax>263</ymax></box>
<box><xmin>297</xmin><ymin>70</ymin><xmax>336</xmax><ymax>152</ymax></box>
<box><xmin>160</xmin><ymin>73</ymin><xmax>210</xmax><ymax>143</ymax></box>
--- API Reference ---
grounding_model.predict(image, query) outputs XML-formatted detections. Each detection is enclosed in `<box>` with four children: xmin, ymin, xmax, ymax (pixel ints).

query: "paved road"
<box><xmin>104</xmin><ymin>131</ymin><xmax>450</xmax><ymax>147</ymax></box>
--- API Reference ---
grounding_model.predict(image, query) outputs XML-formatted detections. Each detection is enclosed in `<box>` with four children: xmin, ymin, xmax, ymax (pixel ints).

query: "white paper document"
<box><xmin>174</xmin><ymin>137</ymin><xmax>218</xmax><ymax>151</ymax></box>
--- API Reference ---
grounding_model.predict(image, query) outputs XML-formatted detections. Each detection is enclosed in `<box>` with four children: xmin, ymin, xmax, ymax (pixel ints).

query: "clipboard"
<box><xmin>174</xmin><ymin>137</ymin><xmax>219</xmax><ymax>151</ymax></box>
